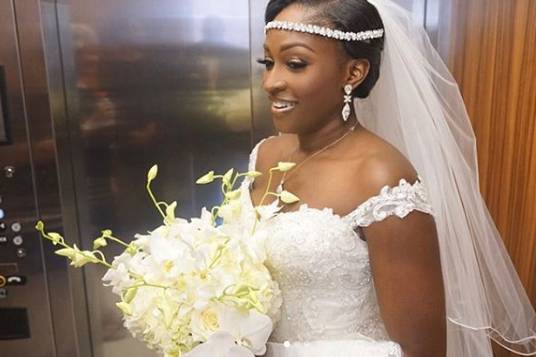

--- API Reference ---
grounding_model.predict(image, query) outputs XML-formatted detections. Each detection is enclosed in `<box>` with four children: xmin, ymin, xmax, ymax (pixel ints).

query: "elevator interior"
<box><xmin>0</xmin><ymin>1</ymin><xmax>446</xmax><ymax>356</ymax></box>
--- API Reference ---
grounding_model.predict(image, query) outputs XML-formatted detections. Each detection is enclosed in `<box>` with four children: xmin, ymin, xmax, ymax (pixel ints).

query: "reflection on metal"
<box><xmin>0</xmin><ymin>1</ymin><xmax>64</xmax><ymax>357</ymax></box>
<box><xmin>53</xmin><ymin>0</ymin><xmax>252</xmax><ymax>356</ymax></box>
<box><xmin>250</xmin><ymin>0</ymin><xmax>276</xmax><ymax>144</ymax></box>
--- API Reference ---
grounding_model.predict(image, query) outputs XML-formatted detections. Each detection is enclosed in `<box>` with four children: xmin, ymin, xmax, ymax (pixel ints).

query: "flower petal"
<box><xmin>184</xmin><ymin>331</ymin><xmax>254</xmax><ymax>357</ymax></box>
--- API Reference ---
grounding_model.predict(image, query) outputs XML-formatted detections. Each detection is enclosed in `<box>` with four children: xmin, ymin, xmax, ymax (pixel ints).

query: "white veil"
<box><xmin>355</xmin><ymin>0</ymin><xmax>536</xmax><ymax>355</ymax></box>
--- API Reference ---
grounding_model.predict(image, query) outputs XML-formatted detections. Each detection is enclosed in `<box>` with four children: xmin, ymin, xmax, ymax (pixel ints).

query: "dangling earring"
<box><xmin>342</xmin><ymin>84</ymin><xmax>353</xmax><ymax>122</ymax></box>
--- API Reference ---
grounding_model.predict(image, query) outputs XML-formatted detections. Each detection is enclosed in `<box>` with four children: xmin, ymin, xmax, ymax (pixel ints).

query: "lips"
<box><xmin>270</xmin><ymin>98</ymin><xmax>297</xmax><ymax>114</ymax></box>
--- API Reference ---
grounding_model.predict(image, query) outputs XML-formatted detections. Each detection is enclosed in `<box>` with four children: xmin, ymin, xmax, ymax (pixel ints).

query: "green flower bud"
<box><xmin>123</xmin><ymin>287</ymin><xmax>138</xmax><ymax>303</ymax></box>
<box><xmin>35</xmin><ymin>221</ymin><xmax>44</xmax><ymax>231</ymax></box>
<box><xmin>277</xmin><ymin>162</ymin><xmax>296</xmax><ymax>172</ymax></box>
<box><xmin>126</xmin><ymin>244</ymin><xmax>138</xmax><ymax>256</ymax></box>
<box><xmin>279</xmin><ymin>190</ymin><xmax>300</xmax><ymax>204</ymax></box>
<box><xmin>55</xmin><ymin>247</ymin><xmax>76</xmax><ymax>260</ymax></box>
<box><xmin>224</xmin><ymin>189</ymin><xmax>241</xmax><ymax>200</ymax></box>
<box><xmin>196</xmin><ymin>171</ymin><xmax>215</xmax><ymax>184</ymax></box>
<box><xmin>93</xmin><ymin>237</ymin><xmax>108</xmax><ymax>250</ymax></box>
<box><xmin>222</xmin><ymin>168</ymin><xmax>234</xmax><ymax>186</ymax></box>
<box><xmin>246</xmin><ymin>171</ymin><xmax>262</xmax><ymax>178</ymax></box>
<box><xmin>164</xmin><ymin>201</ymin><xmax>177</xmax><ymax>225</ymax></box>
<box><xmin>48</xmin><ymin>232</ymin><xmax>64</xmax><ymax>245</ymax></box>
<box><xmin>147</xmin><ymin>165</ymin><xmax>158</xmax><ymax>183</ymax></box>
<box><xmin>116</xmin><ymin>301</ymin><xmax>133</xmax><ymax>315</ymax></box>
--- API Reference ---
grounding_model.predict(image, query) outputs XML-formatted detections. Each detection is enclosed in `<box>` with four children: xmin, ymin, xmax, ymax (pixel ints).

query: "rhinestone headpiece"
<box><xmin>264</xmin><ymin>20</ymin><xmax>384</xmax><ymax>42</ymax></box>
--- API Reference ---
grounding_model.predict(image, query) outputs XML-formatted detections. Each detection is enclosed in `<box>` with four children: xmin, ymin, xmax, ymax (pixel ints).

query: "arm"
<box><xmin>357</xmin><ymin>159</ymin><xmax>447</xmax><ymax>357</ymax></box>
<box><xmin>364</xmin><ymin>208</ymin><xmax>446</xmax><ymax>357</ymax></box>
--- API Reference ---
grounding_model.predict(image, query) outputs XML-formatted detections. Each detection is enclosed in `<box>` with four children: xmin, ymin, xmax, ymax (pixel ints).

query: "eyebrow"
<box><xmin>263</xmin><ymin>42</ymin><xmax>316</xmax><ymax>54</ymax></box>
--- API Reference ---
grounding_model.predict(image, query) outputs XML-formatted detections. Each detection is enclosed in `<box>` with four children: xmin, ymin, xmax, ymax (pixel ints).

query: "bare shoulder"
<box><xmin>355</xmin><ymin>131</ymin><xmax>446</xmax><ymax>356</ymax></box>
<box><xmin>348</xmin><ymin>130</ymin><xmax>420</xmax><ymax>200</ymax></box>
<box><xmin>254</xmin><ymin>133</ymin><xmax>295</xmax><ymax>172</ymax></box>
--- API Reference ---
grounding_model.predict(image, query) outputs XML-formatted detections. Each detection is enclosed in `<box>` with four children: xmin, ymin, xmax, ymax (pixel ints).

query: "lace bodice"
<box><xmin>240</xmin><ymin>137</ymin><xmax>434</xmax><ymax>344</ymax></box>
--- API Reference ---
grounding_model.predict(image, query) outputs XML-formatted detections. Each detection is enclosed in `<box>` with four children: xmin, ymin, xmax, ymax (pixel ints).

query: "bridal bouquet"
<box><xmin>36</xmin><ymin>162</ymin><xmax>299</xmax><ymax>357</ymax></box>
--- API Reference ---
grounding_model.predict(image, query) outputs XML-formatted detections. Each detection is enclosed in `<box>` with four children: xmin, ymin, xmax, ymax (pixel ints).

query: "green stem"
<box><xmin>210</xmin><ymin>206</ymin><xmax>220</xmax><ymax>225</ymax></box>
<box><xmin>81</xmin><ymin>246</ymin><xmax>112</xmax><ymax>269</ymax></box>
<box><xmin>107</xmin><ymin>235</ymin><xmax>130</xmax><ymax>249</ymax></box>
<box><xmin>146</xmin><ymin>182</ymin><xmax>166</xmax><ymax>219</ymax></box>
<box><xmin>259</xmin><ymin>168</ymin><xmax>277</xmax><ymax>206</ymax></box>
<box><xmin>220</xmin><ymin>181</ymin><xmax>228</xmax><ymax>199</ymax></box>
<box><xmin>92</xmin><ymin>250</ymin><xmax>109</xmax><ymax>265</ymax></box>
<box><xmin>128</xmin><ymin>282</ymin><xmax>172</xmax><ymax>290</ymax></box>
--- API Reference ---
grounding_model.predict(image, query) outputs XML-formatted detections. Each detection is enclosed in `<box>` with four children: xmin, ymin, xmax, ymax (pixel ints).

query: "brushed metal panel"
<box><xmin>0</xmin><ymin>1</ymin><xmax>56</xmax><ymax>357</ymax></box>
<box><xmin>40</xmin><ymin>0</ymin><xmax>94</xmax><ymax>356</ymax></box>
<box><xmin>249</xmin><ymin>0</ymin><xmax>275</xmax><ymax>144</ymax></box>
<box><xmin>53</xmin><ymin>1</ymin><xmax>252</xmax><ymax>356</ymax></box>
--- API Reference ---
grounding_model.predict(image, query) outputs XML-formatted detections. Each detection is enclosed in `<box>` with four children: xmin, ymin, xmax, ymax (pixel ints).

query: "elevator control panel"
<box><xmin>0</xmin><ymin>165</ymin><xmax>31</xmax><ymax>340</ymax></box>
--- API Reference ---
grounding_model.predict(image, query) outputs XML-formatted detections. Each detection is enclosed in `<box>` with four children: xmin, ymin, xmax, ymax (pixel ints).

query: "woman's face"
<box><xmin>261</xmin><ymin>5</ymin><xmax>352</xmax><ymax>134</ymax></box>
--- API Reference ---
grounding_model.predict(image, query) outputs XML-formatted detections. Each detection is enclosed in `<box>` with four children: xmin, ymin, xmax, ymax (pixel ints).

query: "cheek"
<box><xmin>296</xmin><ymin>67</ymin><xmax>342</xmax><ymax>113</ymax></box>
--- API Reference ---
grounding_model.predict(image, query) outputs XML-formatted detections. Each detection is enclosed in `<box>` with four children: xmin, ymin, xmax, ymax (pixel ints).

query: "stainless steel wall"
<box><xmin>0</xmin><ymin>1</ymin><xmax>446</xmax><ymax>356</ymax></box>
<box><xmin>51</xmin><ymin>1</ymin><xmax>254</xmax><ymax>356</ymax></box>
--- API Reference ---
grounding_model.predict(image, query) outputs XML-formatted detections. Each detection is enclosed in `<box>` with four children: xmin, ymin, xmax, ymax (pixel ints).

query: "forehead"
<box><xmin>264</xmin><ymin>4</ymin><xmax>339</xmax><ymax>53</ymax></box>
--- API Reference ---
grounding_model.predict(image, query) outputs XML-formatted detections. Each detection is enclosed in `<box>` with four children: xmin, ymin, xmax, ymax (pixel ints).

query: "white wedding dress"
<box><xmin>240</xmin><ymin>137</ymin><xmax>436</xmax><ymax>357</ymax></box>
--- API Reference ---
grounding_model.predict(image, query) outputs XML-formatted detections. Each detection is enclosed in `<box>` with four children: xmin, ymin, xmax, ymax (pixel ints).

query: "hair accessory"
<box><xmin>264</xmin><ymin>20</ymin><xmax>384</xmax><ymax>42</ymax></box>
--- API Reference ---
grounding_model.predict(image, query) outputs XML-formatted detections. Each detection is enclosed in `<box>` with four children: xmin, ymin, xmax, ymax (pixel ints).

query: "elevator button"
<box><xmin>0</xmin><ymin>236</ymin><xmax>7</xmax><ymax>244</ymax></box>
<box><xmin>0</xmin><ymin>209</ymin><xmax>4</xmax><ymax>220</ymax></box>
<box><xmin>15</xmin><ymin>248</ymin><xmax>26</xmax><ymax>258</ymax></box>
<box><xmin>6</xmin><ymin>276</ymin><xmax>25</xmax><ymax>286</ymax></box>
<box><xmin>12</xmin><ymin>236</ymin><xmax>23</xmax><ymax>246</ymax></box>
<box><xmin>0</xmin><ymin>222</ymin><xmax>5</xmax><ymax>231</ymax></box>
<box><xmin>0</xmin><ymin>276</ymin><xmax>6</xmax><ymax>288</ymax></box>
<box><xmin>11</xmin><ymin>222</ymin><xmax>21</xmax><ymax>233</ymax></box>
<box><xmin>3</xmin><ymin>166</ymin><xmax>15</xmax><ymax>178</ymax></box>
<box><xmin>0</xmin><ymin>288</ymin><xmax>6</xmax><ymax>299</ymax></box>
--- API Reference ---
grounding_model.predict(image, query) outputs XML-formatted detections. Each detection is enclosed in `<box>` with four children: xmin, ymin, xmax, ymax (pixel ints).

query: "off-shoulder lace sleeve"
<box><xmin>248</xmin><ymin>138</ymin><xmax>265</xmax><ymax>172</ymax></box>
<box><xmin>344</xmin><ymin>175</ymin><xmax>434</xmax><ymax>230</ymax></box>
<box><xmin>244</xmin><ymin>136</ymin><xmax>277</xmax><ymax>186</ymax></box>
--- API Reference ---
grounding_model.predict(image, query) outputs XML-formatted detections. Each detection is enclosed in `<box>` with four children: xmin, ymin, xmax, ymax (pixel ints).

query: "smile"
<box><xmin>271</xmin><ymin>100</ymin><xmax>296</xmax><ymax>113</ymax></box>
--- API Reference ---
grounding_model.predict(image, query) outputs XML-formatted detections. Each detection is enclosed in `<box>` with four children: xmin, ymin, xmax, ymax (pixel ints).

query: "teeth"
<box><xmin>273</xmin><ymin>101</ymin><xmax>295</xmax><ymax>109</ymax></box>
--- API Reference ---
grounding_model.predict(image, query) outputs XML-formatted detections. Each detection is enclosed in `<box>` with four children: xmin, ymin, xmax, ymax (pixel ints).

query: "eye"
<box><xmin>287</xmin><ymin>59</ymin><xmax>307</xmax><ymax>70</ymax></box>
<box><xmin>256</xmin><ymin>58</ymin><xmax>274</xmax><ymax>70</ymax></box>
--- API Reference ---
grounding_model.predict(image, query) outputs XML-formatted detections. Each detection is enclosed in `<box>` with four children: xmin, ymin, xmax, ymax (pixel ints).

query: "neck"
<box><xmin>294</xmin><ymin>114</ymin><xmax>361</xmax><ymax>155</ymax></box>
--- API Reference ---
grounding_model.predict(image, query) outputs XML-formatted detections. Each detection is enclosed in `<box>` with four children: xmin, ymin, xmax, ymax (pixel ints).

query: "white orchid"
<box><xmin>185</xmin><ymin>331</ymin><xmax>254</xmax><ymax>357</ymax></box>
<box><xmin>187</xmin><ymin>305</ymin><xmax>272</xmax><ymax>357</ymax></box>
<box><xmin>218</xmin><ymin>305</ymin><xmax>273</xmax><ymax>355</ymax></box>
<box><xmin>36</xmin><ymin>162</ymin><xmax>293</xmax><ymax>357</ymax></box>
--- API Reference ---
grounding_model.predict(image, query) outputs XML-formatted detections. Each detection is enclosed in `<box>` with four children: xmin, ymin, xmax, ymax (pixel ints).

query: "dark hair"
<box><xmin>265</xmin><ymin>0</ymin><xmax>385</xmax><ymax>98</ymax></box>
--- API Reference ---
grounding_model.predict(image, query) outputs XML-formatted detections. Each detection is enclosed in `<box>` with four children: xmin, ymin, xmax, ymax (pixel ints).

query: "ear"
<box><xmin>344</xmin><ymin>59</ymin><xmax>370</xmax><ymax>88</ymax></box>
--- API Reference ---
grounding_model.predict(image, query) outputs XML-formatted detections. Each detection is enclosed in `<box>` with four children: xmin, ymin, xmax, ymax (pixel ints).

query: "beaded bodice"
<box><xmin>240</xmin><ymin>137</ymin><xmax>434</xmax><ymax>344</ymax></box>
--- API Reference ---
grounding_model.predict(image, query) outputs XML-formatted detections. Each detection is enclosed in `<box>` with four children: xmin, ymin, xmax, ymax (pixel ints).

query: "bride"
<box><xmin>242</xmin><ymin>0</ymin><xmax>536</xmax><ymax>356</ymax></box>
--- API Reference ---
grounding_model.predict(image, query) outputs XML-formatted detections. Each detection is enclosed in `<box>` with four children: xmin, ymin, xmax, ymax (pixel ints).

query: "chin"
<box><xmin>272</xmin><ymin>120</ymin><xmax>297</xmax><ymax>134</ymax></box>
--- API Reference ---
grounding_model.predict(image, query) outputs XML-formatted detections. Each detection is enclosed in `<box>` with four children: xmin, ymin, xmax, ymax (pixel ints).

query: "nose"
<box><xmin>262</xmin><ymin>70</ymin><xmax>287</xmax><ymax>96</ymax></box>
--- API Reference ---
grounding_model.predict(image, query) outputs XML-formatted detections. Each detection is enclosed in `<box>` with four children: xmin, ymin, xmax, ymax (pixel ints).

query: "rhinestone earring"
<box><xmin>342</xmin><ymin>84</ymin><xmax>353</xmax><ymax>122</ymax></box>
